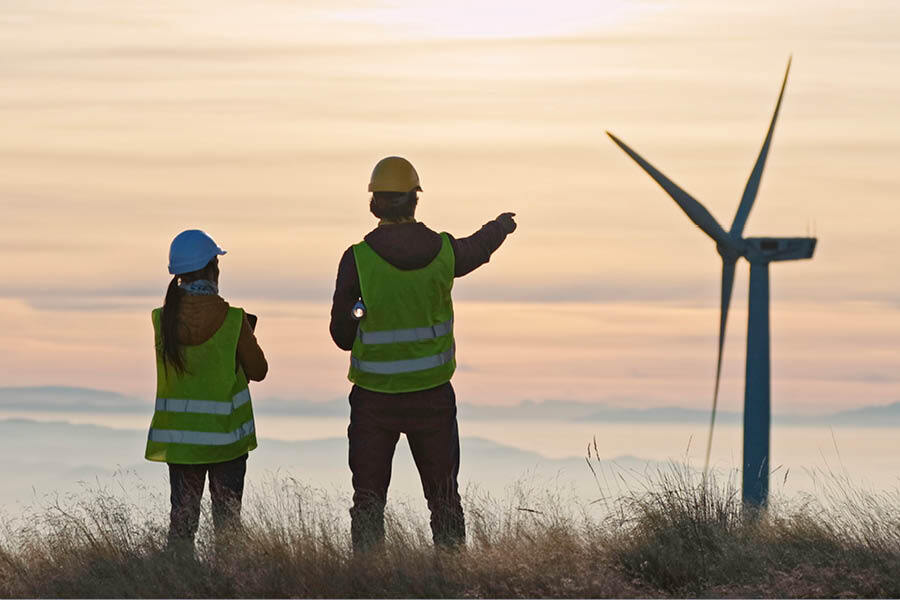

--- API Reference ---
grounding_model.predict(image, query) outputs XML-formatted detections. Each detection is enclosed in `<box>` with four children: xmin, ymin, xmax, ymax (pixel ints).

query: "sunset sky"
<box><xmin>2</xmin><ymin>0</ymin><xmax>898</xmax><ymax>414</ymax></box>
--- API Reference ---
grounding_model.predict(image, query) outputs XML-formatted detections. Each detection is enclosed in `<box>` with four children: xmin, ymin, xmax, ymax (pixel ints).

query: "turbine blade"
<box><xmin>704</xmin><ymin>258</ymin><xmax>737</xmax><ymax>477</ymax></box>
<box><xmin>607</xmin><ymin>131</ymin><xmax>739</xmax><ymax>251</ymax></box>
<box><xmin>730</xmin><ymin>57</ymin><xmax>792</xmax><ymax>237</ymax></box>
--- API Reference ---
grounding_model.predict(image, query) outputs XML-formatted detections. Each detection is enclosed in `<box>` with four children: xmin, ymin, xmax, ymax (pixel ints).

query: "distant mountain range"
<box><xmin>0</xmin><ymin>386</ymin><xmax>141</xmax><ymax>412</ymax></box>
<box><xmin>0</xmin><ymin>418</ymin><xmax>657</xmax><ymax>513</ymax></box>
<box><xmin>463</xmin><ymin>400</ymin><xmax>900</xmax><ymax>426</ymax></box>
<box><xmin>1</xmin><ymin>386</ymin><xmax>899</xmax><ymax>426</ymax></box>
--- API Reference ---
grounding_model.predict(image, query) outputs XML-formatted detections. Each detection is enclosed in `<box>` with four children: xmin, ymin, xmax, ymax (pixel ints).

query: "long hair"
<box><xmin>159</xmin><ymin>260</ymin><xmax>218</xmax><ymax>376</ymax></box>
<box><xmin>160</xmin><ymin>275</ymin><xmax>187</xmax><ymax>376</ymax></box>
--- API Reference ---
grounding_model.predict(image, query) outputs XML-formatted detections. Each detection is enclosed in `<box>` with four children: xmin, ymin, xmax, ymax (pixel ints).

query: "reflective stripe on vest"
<box><xmin>358</xmin><ymin>318</ymin><xmax>453</xmax><ymax>345</ymax></box>
<box><xmin>155</xmin><ymin>388</ymin><xmax>251</xmax><ymax>416</ymax></box>
<box><xmin>351</xmin><ymin>344</ymin><xmax>455</xmax><ymax>375</ymax></box>
<box><xmin>149</xmin><ymin>419</ymin><xmax>255</xmax><ymax>446</ymax></box>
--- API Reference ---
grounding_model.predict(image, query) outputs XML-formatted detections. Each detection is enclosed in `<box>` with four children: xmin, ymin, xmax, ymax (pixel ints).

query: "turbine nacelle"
<box><xmin>744</xmin><ymin>237</ymin><xmax>817</xmax><ymax>263</ymax></box>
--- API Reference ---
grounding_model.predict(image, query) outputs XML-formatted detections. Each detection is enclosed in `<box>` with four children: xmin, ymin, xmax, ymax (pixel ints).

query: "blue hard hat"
<box><xmin>168</xmin><ymin>229</ymin><xmax>227</xmax><ymax>275</ymax></box>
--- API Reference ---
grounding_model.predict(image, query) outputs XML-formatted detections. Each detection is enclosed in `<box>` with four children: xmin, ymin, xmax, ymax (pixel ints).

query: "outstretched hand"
<box><xmin>496</xmin><ymin>212</ymin><xmax>517</xmax><ymax>234</ymax></box>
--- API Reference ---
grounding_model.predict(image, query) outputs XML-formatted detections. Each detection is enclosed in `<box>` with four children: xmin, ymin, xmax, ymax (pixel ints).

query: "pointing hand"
<box><xmin>497</xmin><ymin>212</ymin><xmax>517</xmax><ymax>234</ymax></box>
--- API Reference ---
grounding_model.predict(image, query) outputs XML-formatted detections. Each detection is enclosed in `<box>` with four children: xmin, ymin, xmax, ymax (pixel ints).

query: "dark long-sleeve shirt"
<box><xmin>329</xmin><ymin>219</ymin><xmax>510</xmax><ymax>351</ymax></box>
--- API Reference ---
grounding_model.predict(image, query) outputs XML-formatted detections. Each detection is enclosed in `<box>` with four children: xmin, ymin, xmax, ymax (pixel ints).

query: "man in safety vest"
<box><xmin>330</xmin><ymin>156</ymin><xmax>517</xmax><ymax>551</ymax></box>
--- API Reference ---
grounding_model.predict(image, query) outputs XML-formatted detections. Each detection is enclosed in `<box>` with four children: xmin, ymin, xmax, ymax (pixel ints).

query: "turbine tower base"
<box><xmin>743</xmin><ymin>260</ymin><xmax>771</xmax><ymax>508</ymax></box>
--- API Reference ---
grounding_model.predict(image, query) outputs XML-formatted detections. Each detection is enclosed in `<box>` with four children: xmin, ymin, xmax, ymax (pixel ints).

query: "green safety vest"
<box><xmin>145</xmin><ymin>306</ymin><xmax>257</xmax><ymax>464</ymax></box>
<box><xmin>349</xmin><ymin>232</ymin><xmax>456</xmax><ymax>393</ymax></box>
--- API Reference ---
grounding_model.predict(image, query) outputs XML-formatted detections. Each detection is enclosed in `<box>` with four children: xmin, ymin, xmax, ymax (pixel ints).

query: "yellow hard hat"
<box><xmin>368</xmin><ymin>156</ymin><xmax>422</xmax><ymax>193</ymax></box>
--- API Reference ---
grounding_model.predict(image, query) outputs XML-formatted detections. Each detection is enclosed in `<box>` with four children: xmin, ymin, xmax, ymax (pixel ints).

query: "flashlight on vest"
<box><xmin>351</xmin><ymin>300</ymin><xmax>366</xmax><ymax>320</ymax></box>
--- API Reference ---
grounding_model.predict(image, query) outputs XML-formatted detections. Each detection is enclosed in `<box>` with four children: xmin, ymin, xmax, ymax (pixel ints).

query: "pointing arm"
<box><xmin>450</xmin><ymin>213</ymin><xmax>517</xmax><ymax>278</ymax></box>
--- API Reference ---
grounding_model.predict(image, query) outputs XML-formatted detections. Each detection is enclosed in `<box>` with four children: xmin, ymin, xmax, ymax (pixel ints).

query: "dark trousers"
<box><xmin>167</xmin><ymin>453</ymin><xmax>248</xmax><ymax>548</ymax></box>
<box><xmin>348</xmin><ymin>382</ymin><xmax>465</xmax><ymax>552</ymax></box>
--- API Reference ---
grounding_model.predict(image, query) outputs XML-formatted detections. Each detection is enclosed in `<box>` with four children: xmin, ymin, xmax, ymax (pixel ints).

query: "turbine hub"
<box><xmin>717</xmin><ymin>242</ymin><xmax>744</xmax><ymax>262</ymax></box>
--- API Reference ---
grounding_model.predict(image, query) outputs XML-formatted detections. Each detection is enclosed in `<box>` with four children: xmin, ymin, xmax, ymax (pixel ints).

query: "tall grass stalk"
<box><xmin>0</xmin><ymin>463</ymin><xmax>897</xmax><ymax>598</ymax></box>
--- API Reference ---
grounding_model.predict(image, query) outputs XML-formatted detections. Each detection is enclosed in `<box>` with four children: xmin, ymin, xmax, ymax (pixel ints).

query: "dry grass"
<box><xmin>0</xmin><ymin>463</ymin><xmax>898</xmax><ymax>598</ymax></box>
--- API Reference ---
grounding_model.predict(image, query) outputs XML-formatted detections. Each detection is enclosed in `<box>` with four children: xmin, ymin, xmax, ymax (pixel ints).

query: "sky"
<box><xmin>1</xmin><ymin>0</ymin><xmax>899</xmax><ymax>415</ymax></box>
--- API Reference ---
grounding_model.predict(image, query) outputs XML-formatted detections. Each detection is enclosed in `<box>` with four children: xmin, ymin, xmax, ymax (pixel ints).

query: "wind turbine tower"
<box><xmin>607</xmin><ymin>59</ymin><xmax>816</xmax><ymax>508</ymax></box>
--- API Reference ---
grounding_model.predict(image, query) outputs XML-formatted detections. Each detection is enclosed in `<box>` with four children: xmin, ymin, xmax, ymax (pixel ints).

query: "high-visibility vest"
<box><xmin>348</xmin><ymin>232</ymin><xmax>456</xmax><ymax>393</ymax></box>
<box><xmin>145</xmin><ymin>306</ymin><xmax>257</xmax><ymax>464</ymax></box>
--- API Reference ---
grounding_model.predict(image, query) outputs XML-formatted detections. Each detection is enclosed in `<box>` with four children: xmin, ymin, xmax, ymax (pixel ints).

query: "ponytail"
<box><xmin>160</xmin><ymin>275</ymin><xmax>187</xmax><ymax>376</ymax></box>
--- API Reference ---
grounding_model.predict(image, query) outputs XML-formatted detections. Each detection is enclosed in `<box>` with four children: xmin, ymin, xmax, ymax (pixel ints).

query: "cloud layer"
<box><xmin>1</xmin><ymin>0</ymin><xmax>898</xmax><ymax>414</ymax></box>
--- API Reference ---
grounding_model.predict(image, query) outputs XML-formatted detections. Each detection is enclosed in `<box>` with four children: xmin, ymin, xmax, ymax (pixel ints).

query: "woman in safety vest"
<box><xmin>145</xmin><ymin>229</ymin><xmax>267</xmax><ymax>553</ymax></box>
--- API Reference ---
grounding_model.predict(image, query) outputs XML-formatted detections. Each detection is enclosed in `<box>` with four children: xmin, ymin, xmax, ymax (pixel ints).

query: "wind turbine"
<box><xmin>607</xmin><ymin>59</ymin><xmax>816</xmax><ymax>508</ymax></box>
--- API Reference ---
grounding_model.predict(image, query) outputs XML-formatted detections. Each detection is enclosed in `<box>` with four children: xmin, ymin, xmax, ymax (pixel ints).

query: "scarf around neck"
<box><xmin>179</xmin><ymin>279</ymin><xmax>219</xmax><ymax>296</ymax></box>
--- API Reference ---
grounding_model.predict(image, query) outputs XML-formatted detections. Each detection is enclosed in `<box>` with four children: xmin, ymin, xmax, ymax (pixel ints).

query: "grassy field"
<box><xmin>1</xmin><ymin>460</ymin><xmax>898</xmax><ymax>598</ymax></box>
